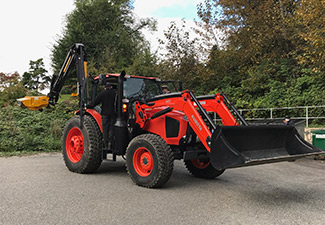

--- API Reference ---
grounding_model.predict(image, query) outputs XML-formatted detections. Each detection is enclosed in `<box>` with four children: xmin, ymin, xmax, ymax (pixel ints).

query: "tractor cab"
<box><xmin>91</xmin><ymin>74</ymin><xmax>163</xmax><ymax>102</ymax></box>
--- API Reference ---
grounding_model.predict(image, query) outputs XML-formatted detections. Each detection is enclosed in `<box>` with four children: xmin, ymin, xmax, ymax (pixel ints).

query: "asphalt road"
<box><xmin>0</xmin><ymin>153</ymin><xmax>324</xmax><ymax>225</ymax></box>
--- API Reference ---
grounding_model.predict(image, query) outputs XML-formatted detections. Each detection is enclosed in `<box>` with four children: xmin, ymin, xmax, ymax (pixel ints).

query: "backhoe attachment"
<box><xmin>17</xmin><ymin>44</ymin><xmax>88</xmax><ymax>112</ymax></box>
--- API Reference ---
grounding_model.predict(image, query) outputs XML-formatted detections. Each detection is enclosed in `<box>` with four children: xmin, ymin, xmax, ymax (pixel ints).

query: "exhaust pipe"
<box><xmin>114</xmin><ymin>71</ymin><xmax>129</xmax><ymax>155</ymax></box>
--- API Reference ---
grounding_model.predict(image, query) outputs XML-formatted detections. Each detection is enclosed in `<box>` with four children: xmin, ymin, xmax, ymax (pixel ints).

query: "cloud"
<box><xmin>133</xmin><ymin>0</ymin><xmax>202</xmax><ymax>52</ymax></box>
<box><xmin>133</xmin><ymin>0</ymin><xmax>201</xmax><ymax>18</ymax></box>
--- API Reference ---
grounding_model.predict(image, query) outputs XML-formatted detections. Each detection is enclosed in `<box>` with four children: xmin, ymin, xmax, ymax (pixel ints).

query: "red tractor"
<box><xmin>20</xmin><ymin>44</ymin><xmax>324</xmax><ymax>188</ymax></box>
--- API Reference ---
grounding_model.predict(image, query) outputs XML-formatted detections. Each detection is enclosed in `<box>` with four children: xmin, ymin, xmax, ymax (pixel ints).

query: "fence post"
<box><xmin>306</xmin><ymin>106</ymin><xmax>309</xmax><ymax>128</ymax></box>
<box><xmin>270</xmin><ymin>108</ymin><xmax>273</xmax><ymax>119</ymax></box>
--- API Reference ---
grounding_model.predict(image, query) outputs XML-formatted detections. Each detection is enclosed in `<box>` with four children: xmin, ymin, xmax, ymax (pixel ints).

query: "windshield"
<box><xmin>123</xmin><ymin>77</ymin><xmax>161</xmax><ymax>100</ymax></box>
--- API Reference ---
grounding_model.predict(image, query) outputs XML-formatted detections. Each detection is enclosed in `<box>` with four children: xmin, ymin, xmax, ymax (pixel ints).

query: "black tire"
<box><xmin>62</xmin><ymin>115</ymin><xmax>102</xmax><ymax>173</ymax></box>
<box><xmin>184</xmin><ymin>159</ymin><xmax>225</xmax><ymax>179</ymax></box>
<box><xmin>126</xmin><ymin>134</ymin><xmax>174</xmax><ymax>188</ymax></box>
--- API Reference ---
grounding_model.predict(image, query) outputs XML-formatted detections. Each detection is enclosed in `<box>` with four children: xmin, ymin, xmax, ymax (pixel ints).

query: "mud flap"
<box><xmin>210</xmin><ymin>126</ymin><xmax>324</xmax><ymax>170</ymax></box>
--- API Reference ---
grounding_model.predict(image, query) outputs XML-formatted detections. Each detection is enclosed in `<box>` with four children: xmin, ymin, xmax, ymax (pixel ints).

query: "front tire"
<box><xmin>62</xmin><ymin>115</ymin><xmax>102</xmax><ymax>173</ymax></box>
<box><xmin>126</xmin><ymin>134</ymin><xmax>174</xmax><ymax>188</ymax></box>
<box><xmin>185</xmin><ymin>159</ymin><xmax>225</xmax><ymax>179</ymax></box>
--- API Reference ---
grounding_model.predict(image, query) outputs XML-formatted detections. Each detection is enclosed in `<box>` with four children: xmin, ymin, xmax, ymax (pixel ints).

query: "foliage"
<box><xmin>158</xmin><ymin>20</ymin><xmax>204</xmax><ymax>92</ymax></box>
<box><xmin>295</xmin><ymin>0</ymin><xmax>325</xmax><ymax>71</ymax></box>
<box><xmin>191</xmin><ymin>0</ymin><xmax>325</xmax><ymax>111</ymax></box>
<box><xmin>0</xmin><ymin>97</ymin><xmax>78</xmax><ymax>155</ymax></box>
<box><xmin>22</xmin><ymin>58</ymin><xmax>50</xmax><ymax>92</ymax></box>
<box><xmin>154</xmin><ymin>0</ymin><xmax>324</xmax><ymax>124</ymax></box>
<box><xmin>127</xmin><ymin>47</ymin><xmax>159</xmax><ymax>76</ymax></box>
<box><xmin>51</xmin><ymin>0</ymin><xmax>157</xmax><ymax>75</ymax></box>
<box><xmin>0</xmin><ymin>72</ymin><xmax>27</xmax><ymax>107</ymax></box>
<box><xmin>198</xmin><ymin>0</ymin><xmax>299</xmax><ymax>62</ymax></box>
<box><xmin>0</xmin><ymin>72</ymin><xmax>20</xmax><ymax>89</ymax></box>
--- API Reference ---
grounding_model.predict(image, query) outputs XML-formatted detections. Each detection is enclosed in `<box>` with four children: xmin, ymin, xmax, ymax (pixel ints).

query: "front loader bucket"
<box><xmin>210</xmin><ymin>125</ymin><xmax>324</xmax><ymax>170</ymax></box>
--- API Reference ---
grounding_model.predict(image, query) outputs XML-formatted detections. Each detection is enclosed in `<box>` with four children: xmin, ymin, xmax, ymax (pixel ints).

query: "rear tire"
<box><xmin>62</xmin><ymin>115</ymin><xmax>102</xmax><ymax>173</ymax></box>
<box><xmin>185</xmin><ymin>159</ymin><xmax>225</xmax><ymax>179</ymax></box>
<box><xmin>126</xmin><ymin>134</ymin><xmax>174</xmax><ymax>188</ymax></box>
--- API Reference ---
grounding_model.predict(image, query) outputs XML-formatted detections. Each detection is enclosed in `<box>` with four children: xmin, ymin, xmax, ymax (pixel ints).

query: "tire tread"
<box><xmin>62</xmin><ymin>115</ymin><xmax>102</xmax><ymax>173</ymax></box>
<box><xmin>184</xmin><ymin>160</ymin><xmax>225</xmax><ymax>179</ymax></box>
<box><xmin>126</xmin><ymin>134</ymin><xmax>174</xmax><ymax>188</ymax></box>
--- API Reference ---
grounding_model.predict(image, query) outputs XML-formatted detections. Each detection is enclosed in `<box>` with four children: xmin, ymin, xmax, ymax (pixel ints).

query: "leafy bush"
<box><xmin>0</xmin><ymin>97</ymin><xmax>78</xmax><ymax>156</ymax></box>
<box><xmin>0</xmin><ymin>82</ymin><xmax>27</xmax><ymax>107</ymax></box>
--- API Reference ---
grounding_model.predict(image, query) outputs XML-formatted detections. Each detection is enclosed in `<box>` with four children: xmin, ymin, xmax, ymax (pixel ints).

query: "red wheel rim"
<box><xmin>66</xmin><ymin>127</ymin><xmax>84</xmax><ymax>163</ymax></box>
<box><xmin>133</xmin><ymin>147</ymin><xmax>153</xmax><ymax>177</ymax></box>
<box><xmin>192</xmin><ymin>159</ymin><xmax>210</xmax><ymax>169</ymax></box>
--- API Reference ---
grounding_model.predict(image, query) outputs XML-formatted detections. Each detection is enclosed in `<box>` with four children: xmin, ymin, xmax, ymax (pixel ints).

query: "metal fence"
<box><xmin>236</xmin><ymin>105</ymin><xmax>325</xmax><ymax>127</ymax></box>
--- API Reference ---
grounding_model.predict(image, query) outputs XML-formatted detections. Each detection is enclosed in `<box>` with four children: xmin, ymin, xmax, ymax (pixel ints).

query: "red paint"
<box><xmin>133</xmin><ymin>147</ymin><xmax>153</xmax><ymax>177</ymax></box>
<box><xmin>134</xmin><ymin>91</ymin><xmax>239</xmax><ymax>153</ymax></box>
<box><xmin>195</xmin><ymin>94</ymin><xmax>238</xmax><ymax>126</ymax></box>
<box><xmin>86</xmin><ymin>109</ymin><xmax>103</xmax><ymax>132</ymax></box>
<box><xmin>143</xmin><ymin>108</ymin><xmax>188</xmax><ymax>145</ymax></box>
<box><xmin>136</xmin><ymin>91</ymin><xmax>212</xmax><ymax>151</ymax></box>
<box><xmin>66</xmin><ymin>127</ymin><xmax>84</xmax><ymax>163</ymax></box>
<box><xmin>135</xmin><ymin>101</ymin><xmax>147</xmax><ymax>128</ymax></box>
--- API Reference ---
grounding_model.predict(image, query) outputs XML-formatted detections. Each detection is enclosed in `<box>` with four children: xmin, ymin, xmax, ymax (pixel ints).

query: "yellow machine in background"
<box><xmin>17</xmin><ymin>96</ymin><xmax>49</xmax><ymax>111</ymax></box>
<box><xmin>17</xmin><ymin>44</ymin><xmax>86</xmax><ymax>112</ymax></box>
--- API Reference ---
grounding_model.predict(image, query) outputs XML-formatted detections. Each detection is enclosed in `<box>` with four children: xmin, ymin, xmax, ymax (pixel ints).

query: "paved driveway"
<box><xmin>0</xmin><ymin>154</ymin><xmax>324</xmax><ymax>225</ymax></box>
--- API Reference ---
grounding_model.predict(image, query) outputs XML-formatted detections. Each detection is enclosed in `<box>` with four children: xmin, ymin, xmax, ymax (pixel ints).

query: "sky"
<box><xmin>0</xmin><ymin>0</ymin><xmax>202</xmax><ymax>76</ymax></box>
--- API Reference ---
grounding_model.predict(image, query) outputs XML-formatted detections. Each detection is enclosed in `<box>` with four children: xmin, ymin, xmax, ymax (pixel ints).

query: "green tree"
<box><xmin>0</xmin><ymin>72</ymin><xmax>20</xmax><ymax>89</ymax></box>
<box><xmin>51</xmin><ymin>0</ymin><xmax>156</xmax><ymax>74</ymax></box>
<box><xmin>22</xmin><ymin>58</ymin><xmax>50</xmax><ymax>92</ymax></box>
<box><xmin>0</xmin><ymin>72</ymin><xmax>27</xmax><ymax>106</ymax></box>
<box><xmin>158</xmin><ymin>21</ymin><xmax>203</xmax><ymax>92</ymax></box>
<box><xmin>198</xmin><ymin>0</ymin><xmax>300</xmax><ymax>65</ymax></box>
<box><xmin>296</xmin><ymin>0</ymin><xmax>325</xmax><ymax>71</ymax></box>
<box><xmin>127</xmin><ymin>46</ymin><xmax>159</xmax><ymax>76</ymax></box>
<box><xmin>195</xmin><ymin>0</ymin><xmax>324</xmax><ymax>109</ymax></box>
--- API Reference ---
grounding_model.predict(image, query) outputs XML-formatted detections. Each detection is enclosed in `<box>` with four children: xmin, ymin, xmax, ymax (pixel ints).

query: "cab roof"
<box><xmin>94</xmin><ymin>73</ymin><xmax>159</xmax><ymax>80</ymax></box>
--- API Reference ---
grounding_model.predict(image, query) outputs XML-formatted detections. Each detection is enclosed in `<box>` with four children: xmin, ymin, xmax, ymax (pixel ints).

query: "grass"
<box><xmin>58</xmin><ymin>94</ymin><xmax>73</xmax><ymax>102</ymax></box>
<box><xmin>0</xmin><ymin>97</ymin><xmax>78</xmax><ymax>157</ymax></box>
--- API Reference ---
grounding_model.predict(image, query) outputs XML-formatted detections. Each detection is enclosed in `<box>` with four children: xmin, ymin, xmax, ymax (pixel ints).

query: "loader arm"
<box><xmin>135</xmin><ymin>91</ymin><xmax>214</xmax><ymax>151</ymax></box>
<box><xmin>196</xmin><ymin>94</ymin><xmax>239</xmax><ymax>126</ymax></box>
<box><xmin>135</xmin><ymin>90</ymin><xmax>324</xmax><ymax>170</ymax></box>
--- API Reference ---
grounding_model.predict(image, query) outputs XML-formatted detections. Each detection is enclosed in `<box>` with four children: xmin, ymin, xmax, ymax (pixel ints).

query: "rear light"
<box><xmin>122</xmin><ymin>103</ymin><xmax>127</xmax><ymax>112</ymax></box>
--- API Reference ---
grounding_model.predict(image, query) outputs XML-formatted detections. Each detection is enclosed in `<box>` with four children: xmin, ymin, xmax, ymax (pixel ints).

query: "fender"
<box><xmin>76</xmin><ymin>109</ymin><xmax>103</xmax><ymax>132</ymax></box>
<box><xmin>86</xmin><ymin>109</ymin><xmax>103</xmax><ymax>132</ymax></box>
